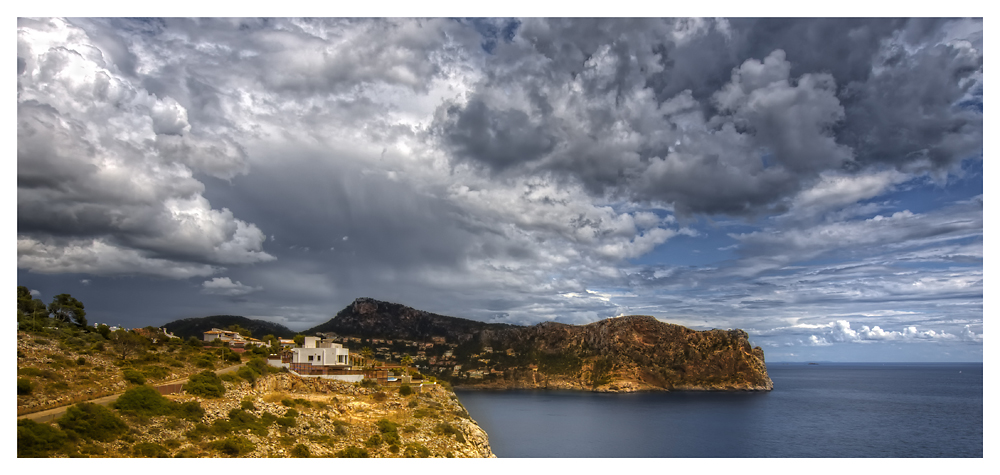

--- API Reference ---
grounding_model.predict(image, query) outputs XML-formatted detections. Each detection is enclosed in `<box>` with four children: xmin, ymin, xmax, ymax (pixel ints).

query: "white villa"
<box><xmin>291</xmin><ymin>336</ymin><xmax>351</xmax><ymax>367</ymax></box>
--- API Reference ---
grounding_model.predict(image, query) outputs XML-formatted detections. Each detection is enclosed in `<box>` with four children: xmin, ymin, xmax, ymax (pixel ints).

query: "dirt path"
<box><xmin>18</xmin><ymin>363</ymin><xmax>245</xmax><ymax>424</ymax></box>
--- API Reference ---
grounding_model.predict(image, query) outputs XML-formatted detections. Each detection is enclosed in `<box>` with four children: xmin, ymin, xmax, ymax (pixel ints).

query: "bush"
<box><xmin>122</xmin><ymin>368</ymin><xmax>146</xmax><ymax>385</ymax></box>
<box><xmin>388</xmin><ymin>444</ymin><xmax>400</xmax><ymax>454</ymax></box>
<box><xmin>226</xmin><ymin>409</ymin><xmax>269</xmax><ymax>436</ymax></box>
<box><xmin>211</xmin><ymin>436</ymin><xmax>255</xmax><ymax>456</ymax></box>
<box><xmin>276</xmin><ymin>417</ymin><xmax>296</xmax><ymax>427</ymax></box>
<box><xmin>399</xmin><ymin>384</ymin><xmax>413</xmax><ymax>396</ymax></box>
<box><xmin>372</xmin><ymin>391</ymin><xmax>388</xmax><ymax>402</ymax></box>
<box><xmin>184</xmin><ymin>370</ymin><xmax>225</xmax><ymax>398</ymax></box>
<box><xmin>113</xmin><ymin>385</ymin><xmax>173</xmax><ymax>416</ymax></box>
<box><xmin>194</xmin><ymin>357</ymin><xmax>215</xmax><ymax>369</ymax></box>
<box><xmin>142</xmin><ymin>365</ymin><xmax>169</xmax><ymax>380</ymax></box>
<box><xmin>57</xmin><ymin>402</ymin><xmax>128</xmax><ymax>442</ymax></box>
<box><xmin>291</xmin><ymin>444</ymin><xmax>310</xmax><ymax>458</ymax></box>
<box><xmin>335</xmin><ymin>425</ymin><xmax>348</xmax><ymax>436</ymax></box>
<box><xmin>17</xmin><ymin>378</ymin><xmax>32</xmax><ymax>395</ymax></box>
<box><xmin>408</xmin><ymin>400</ymin><xmax>419</xmax><ymax>408</ymax></box>
<box><xmin>76</xmin><ymin>356</ymin><xmax>87</xmax><ymax>366</ymax></box>
<box><xmin>17</xmin><ymin>419</ymin><xmax>69</xmax><ymax>457</ymax></box>
<box><xmin>335</xmin><ymin>446</ymin><xmax>369</xmax><ymax>458</ymax></box>
<box><xmin>359</xmin><ymin>378</ymin><xmax>378</xmax><ymax>388</ymax></box>
<box><xmin>236</xmin><ymin>365</ymin><xmax>259</xmax><ymax>384</ymax></box>
<box><xmin>241</xmin><ymin>400</ymin><xmax>256</xmax><ymax>411</ymax></box>
<box><xmin>284</xmin><ymin>408</ymin><xmax>299</xmax><ymax>418</ymax></box>
<box><xmin>133</xmin><ymin>442</ymin><xmax>169</xmax><ymax>458</ymax></box>
<box><xmin>176</xmin><ymin>401</ymin><xmax>205</xmax><ymax>422</ymax></box>
<box><xmin>403</xmin><ymin>443</ymin><xmax>431</xmax><ymax>458</ymax></box>
<box><xmin>220</xmin><ymin>373</ymin><xmax>239</xmax><ymax>383</ymax></box>
<box><xmin>364</xmin><ymin>433</ymin><xmax>382</xmax><ymax>447</ymax></box>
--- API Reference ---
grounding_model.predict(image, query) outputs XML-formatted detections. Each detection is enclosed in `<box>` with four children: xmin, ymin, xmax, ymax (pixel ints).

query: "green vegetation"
<box><xmin>403</xmin><ymin>442</ymin><xmax>431</xmax><ymax>458</ymax></box>
<box><xmin>210</xmin><ymin>436</ymin><xmax>255</xmax><ymax>456</ymax></box>
<box><xmin>434</xmin><ymin>422</ymin><xmax>466</xmax><ymax>443</ymax></box>
<box><xmin>183</xmin><ymin>370</ymin><xmax>226</xmax><ymax>398</ymax></box>
<box><xmin>291</xmin><ymin>444</ymin><xmax>310</xmax><ymax>457</ymax></box>
<box><xmin>132</xmin><ymin>442</ymin><xmax>169</xmax><ymax>458</ymax></box>
<box><xmin>122</xmin><ymin>368</ymin><xmax>146</xmax><ymax>385</ymax></box>
<box><xmin>56</xmin><ymin>402</ymin><xmax>128</xmax><ymax>442</ymax></box>
<box><xmin>335</xmin><ymin>446</ymin><xmax>369</xmax><ymax>458</ymax></box>
<box><xmin>399</xmin><ymin>383</ymin><xmax>413</xmax><ymax>396</ymax></box>
<box><xmin>17</xmin><ymin>419</ymin><xmax>69</xmax><ymax>457</ymax></box>
<box><xmin>376</xmin><ymin>418</ymin><xmax>401</xmax><ymax>445</ymax></box>
<box><xmin>17</xmin><ymin>378</ymin><xmax>32</xmax><ymax>395</ymax></box>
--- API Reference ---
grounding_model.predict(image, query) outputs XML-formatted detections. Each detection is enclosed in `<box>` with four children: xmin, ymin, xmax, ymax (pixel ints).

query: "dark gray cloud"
<box><xmin>15</xmin><ymin>18</ymin><xmax>982</xmax><ymax>361</ymax></box>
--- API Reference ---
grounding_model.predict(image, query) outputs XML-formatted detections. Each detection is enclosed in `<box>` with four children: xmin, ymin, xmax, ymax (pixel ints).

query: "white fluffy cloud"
<box><xmin>810</xmin><ymin>319</ymin><xmax>983</xmax><ymax>344</ymax></box>
<box><xmin>201</xmin><ymin>277</ymin><xmax>262</xmax><ymax>296</ymax></box>
<box><xmin>17</xmin><ymin>18</ymin><xmax>273</xmax><ymax>278</ymax></box>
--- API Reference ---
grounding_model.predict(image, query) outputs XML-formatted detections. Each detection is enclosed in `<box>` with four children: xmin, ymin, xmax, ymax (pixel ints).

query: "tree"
<box><xmin>400</xmin><ymin>355</ymin><xmax>413</xmax><ymax>376</ymax></box>
<box><xmin>361</xmin><ymin>347</ymin><xmax>373</xmax><ymax>368</ymax></box>
<box><xmin>96</xmin><ymin>324</ymin><xmax>111</xmax><ymax>339</ymax></box>
<box><xmin>109</xmin><ymin>329</ymin><xmax>145</xmax><ymax>360</ymax></box>
<box><xmin>48</xmin><ymin>294</ymin><xmax>87</xmax><ymax>328</ymax></box>
<box><xmin>227</xmin><ymin>324</ymin><xmax>252</xmax><ymax>338</ymax></box>
<box><xmin>293</xmin><ymin>334</ymin><xmax>305</xmax><ymax>347</ymax></box>
<box><xmin>17</xmin><ymin>286</ymin><xmax>48</xmax><ymax>328</ymax></box>
<box><xmin>262</xmin><ymin>334</ymin><xmax>278</xmax><ymax>348</ymax></box>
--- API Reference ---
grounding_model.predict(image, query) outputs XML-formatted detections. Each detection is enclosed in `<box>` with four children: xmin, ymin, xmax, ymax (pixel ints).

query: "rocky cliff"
<box><xmin>310</xmin><ymin>298</ymin><xmax>773</xmax><ymax>392</ymax></box>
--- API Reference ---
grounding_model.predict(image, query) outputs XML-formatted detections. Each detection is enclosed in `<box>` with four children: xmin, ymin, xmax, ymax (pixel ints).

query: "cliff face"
<box><xmin>312</xmin><ymin>298</ymin><xmax>773</xmax><ymax>392</ymax></box>
<box><xmin>465</xmin><ymin>316</ymin><xmax>773</xmax><ymax>392</ymax></box>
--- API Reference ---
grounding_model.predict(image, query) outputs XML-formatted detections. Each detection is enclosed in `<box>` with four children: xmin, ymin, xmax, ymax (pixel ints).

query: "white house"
<box><xmin>291</xmin><ymin>338</ymin><xmax>351</xmax><ymax>367</ymax></box>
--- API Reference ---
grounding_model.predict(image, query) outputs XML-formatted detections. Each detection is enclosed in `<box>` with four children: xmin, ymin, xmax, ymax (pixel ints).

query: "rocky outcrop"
<box><xmin>310</xmin><ymin>300</ymin><xmax>773</xmax><ymax>392</ymax></box>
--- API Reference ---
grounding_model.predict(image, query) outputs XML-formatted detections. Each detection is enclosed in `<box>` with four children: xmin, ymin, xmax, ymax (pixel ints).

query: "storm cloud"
<box><xmin>16</xmin><ymin>17</ymin><xmax>982</xmax><ymax>362</ymax></box>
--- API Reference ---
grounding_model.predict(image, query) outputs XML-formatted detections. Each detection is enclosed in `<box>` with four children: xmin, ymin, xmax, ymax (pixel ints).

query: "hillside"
<box><xmin>305</xmin><ymin>298</ymin><xmax>517</xmax><ymax>341</ymax></box>
<box><xmin>163</xmin><ymin>315</ymin><xmax>296</xmax><ymax>340</ymax></box>
<box><xmin>305</xmin><ymin>298</ymin><xmax>773</xmax><ymax>392</ymax></box>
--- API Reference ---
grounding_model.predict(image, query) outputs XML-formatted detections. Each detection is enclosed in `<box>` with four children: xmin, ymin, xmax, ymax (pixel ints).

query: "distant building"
<box><xmin>431</xmin><ymin>336</ymin><xmax>446</xmax><ymax>344</ymax></box>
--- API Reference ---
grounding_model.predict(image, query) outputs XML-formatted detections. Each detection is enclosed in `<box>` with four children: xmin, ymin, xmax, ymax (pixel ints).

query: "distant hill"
<box><xmin>303</xmin><ymin>297</ymin><xmax>773</xmax><ymax>392</ymax></box>
<box><xmin>305</xmin><ymin>297</ymin><xmax>517</xmax><ymax>341</ymax></box>
<box><xmin>162</xmin><ymin>315</ymin><xmax>296</xmax><ymax>340</ymax></box>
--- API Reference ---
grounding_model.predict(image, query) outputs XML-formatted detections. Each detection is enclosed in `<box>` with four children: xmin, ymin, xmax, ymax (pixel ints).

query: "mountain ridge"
<box><xmin>306</xmin><ymin>297</ymin><xmax>773</xmax><ymax>392</ymax></box>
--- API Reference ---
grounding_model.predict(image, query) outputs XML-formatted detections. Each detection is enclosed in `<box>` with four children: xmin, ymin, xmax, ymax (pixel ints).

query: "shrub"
<box><xmin>48</xmin><ymin>381</ymin><xmax>70</xmax><ymax>391</ymax></box>
<box><xmin>113</xmin><ymin>385</ymin><xmax>174</xmax><ymax>416</ymax></box>
<box><xmin>236</xmin><ymin>365</ymin><xmax>258</xmax><ymax>384</ymax></box>
<box><xmin>399</xmin><ymin>384</ymin><xmax>413</xmax><ymax>396</ymax></box>
<box><xmin>122</xmin><ymin>368</ymin><xmax>146</xmax><ymax>385</ymax></box>
<box><xmin>291</xmin><ymin>444</ymin><xmax>310</xmax><ymax>458</ymax></box>
<box><xmin>184</xmin><ymin>370</ymin><xmax>225</xmax><ymax>398</ymax></box>
<box><xmin>335</xmin><ymin>425</ymin><xmax>348</xmax><ymax>436</ymax></box>
<box><xmin>17</xmin><ymin>419</ymin><xmax>69</xmax><ymax>457</ymax></box>
<box><xmin>276</xmin><ymin>417</ymin><xmax>296</xmax><ymax>427</ymax></box>
<box><xmin>365</xmin><ymin>433</ymin><xmax>382</xmax><ymax>447</ymax></box>
<box><xmin>241</xmin><ymin>400</ymin><xmax>256</xmax><ymax>411</ymax></box>
<box><xmin>222</xmin><ymin>348</ymin><xmax>241</xmax><ymax>363</ymax></box>
<box><xmin>293</xmin><ymin>398</ymin><xmax>312</xmax><ymax>407</ymax></box>
<box><xmin>359</xmin><ymin>378</ymin><xmax>378</xmax><ymax>388</ymax></box>
<box><xmin>284</xmin><ymin>408</ymin><xmax>299</xmax><ymax>418</ymax></box>
<box><xmin>372</xmin><ymin>391</ymin><xmax>387</xmax><ymax>402</ymax></box>
<box><xmin>76</xmin><ymin>356</ymin><xmax>87</xmax><ymax>365</ymax></box>
<box><xmin>194</xmin><ymin>357</ymin><xmax>215</xmax><ymax>369</ymax></box>
<box><xmin>388</xmin><ymin>444</ymin><xmax>400</xmax><ymax>454</ymax></box>
<box><xmin>407</xmin><ymin>400</ymin><xmax>419</xmax><ymax>408</ymax></box>
<box><xmin>226</xmin><ymin>409</ymin><xmax>269</xmax><ymax>436</ymax></box>
<box><xmin>211</xmin><ymin>436</ymin><xmax>255</xmax><ymax>456</ymax></box>
<box><xmin>403</xmin><ymin>443</ymin><xmax>431</xmax><ymax>458</ymax></box>
<box><xmin>335</xmin><ymin>446</ymin><xmax>369</xmax><ymax>458</ymax></box>
<box><xmin>57</xmin><ymin>402</ymin><xmax>128</xmax><ymax>442</ymax></box>
<box><xmin>133</xmin><ymin>442</ymin><xmax>169</xmax><ymax>458</ymax></box>
<box><xmin>176</xmin><ymin>401</ymin><xmax>205</xmax><ymax>422</ymax></box>
<box><xmin>281</xmin><ymin>398</ymin><xmax>294</xmax><ymax>407</ymax></box>
<box><xmin>17</xmin><ymin>378</ymin><xmax>32</xmax><ymax>395</ymax></box>
<box><xmin>142</xmin><ymin>365</ymin><xmax>169</xmax><ymax>379</ymax></box>
<box><xmin>220</xmin><ymin>373</ymin><xmax>239</xmax><ymax>383</ymax></box>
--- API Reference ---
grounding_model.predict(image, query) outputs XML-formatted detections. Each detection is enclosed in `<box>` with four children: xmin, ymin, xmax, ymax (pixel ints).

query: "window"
<box><xmin>308</xmin><ymin>355</ymin><xmax>314</xmax><ymax>361</ymax></box>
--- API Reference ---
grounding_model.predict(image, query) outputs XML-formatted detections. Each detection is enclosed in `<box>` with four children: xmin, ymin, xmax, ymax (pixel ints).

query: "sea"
<box><xmin>454</xmin><ymin>363</ymin><xmax>983</xmax><ymax>458</ymax></box>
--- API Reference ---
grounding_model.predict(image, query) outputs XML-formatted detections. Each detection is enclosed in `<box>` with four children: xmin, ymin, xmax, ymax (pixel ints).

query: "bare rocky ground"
<box><xmin>30</xmin><ymin>373</ymin><xmax>494</xmax><ymax>458</ymax></box>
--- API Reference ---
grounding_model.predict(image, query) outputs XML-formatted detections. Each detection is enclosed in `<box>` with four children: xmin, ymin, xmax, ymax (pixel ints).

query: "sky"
<box><xmin>14</xmin><ymin>16</ymin><xmax>984</xmax><ymax>362</ymax></box>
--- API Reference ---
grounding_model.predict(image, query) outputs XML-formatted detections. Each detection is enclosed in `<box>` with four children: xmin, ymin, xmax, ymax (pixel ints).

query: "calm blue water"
<box><xmin>455</xmin><ymin>363</ymin><xmax>982</xmax><ymax>457</ymax></box>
